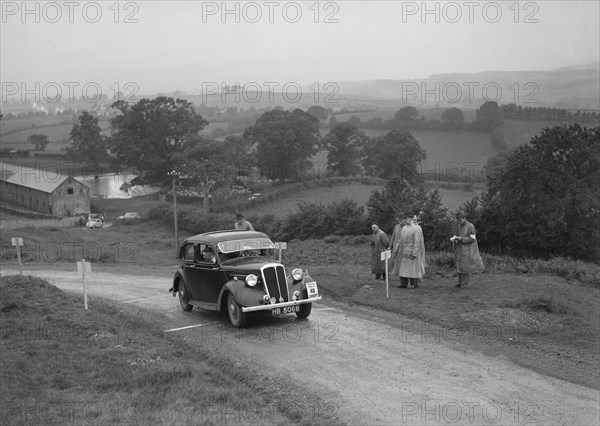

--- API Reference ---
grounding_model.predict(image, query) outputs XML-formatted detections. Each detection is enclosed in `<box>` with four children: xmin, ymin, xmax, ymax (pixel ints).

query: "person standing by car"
<box><xmin>234</xmin><ymin>213</ymin><xmax>254</xmax><ymax>231</ymax></box>
<box><xmin>451</xmin><ymin>212</ymin><xmax>484</xmax><ymax>288</ymax></box>
<box><xmin>370</xmin><ymin>223</ymin><xmax>389</xmax><ymax>280</ymax></box>
<box><xmin>393</xmin><ymin>212</ymin><xmax>425</xmax><ymax>288</ymax></box>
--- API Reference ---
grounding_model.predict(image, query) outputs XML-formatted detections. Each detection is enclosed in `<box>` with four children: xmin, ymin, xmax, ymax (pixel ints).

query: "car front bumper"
<box><xmin>241</xmin><ymin>296</ymin><xmax>321</xmax><ymax>313</ymax></box>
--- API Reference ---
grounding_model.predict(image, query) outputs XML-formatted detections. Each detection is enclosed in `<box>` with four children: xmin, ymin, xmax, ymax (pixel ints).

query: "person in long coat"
<box><xmin>389</xmin><ymin>214</ymin><xmax>405</xmax><ymax>261</ymax></box>
<box><xmin>370</xmin><ymin>223</ymin><xmax>389</xmax><ymax>280</ymax></box>
<box><xmin>452</xmin><ymin>212</ymin><xmax>484</xmax><ymax>288</ymax></box>
<box><xmin>392</xmin><ymin>212</ymin><xmax>425</xmax><ymax>288</ymax></box>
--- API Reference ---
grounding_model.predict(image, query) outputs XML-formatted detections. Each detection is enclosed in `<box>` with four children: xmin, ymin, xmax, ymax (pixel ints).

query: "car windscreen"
<box><xmin>217</xmin><ymin>238</ymin><xmax>275</xmax><ymax>254</ymax></box>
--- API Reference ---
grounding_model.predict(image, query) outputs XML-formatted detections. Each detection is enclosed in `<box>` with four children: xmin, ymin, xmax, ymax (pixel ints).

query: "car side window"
<box><xmin>198</xmin><ymin>244</ymin><xmax>217</xmax><ymax>264</ymax></box>
<box><xmin>182</xmin><ymin>243</ymin><xmax>195</xmax><ymax>262</ymax></box>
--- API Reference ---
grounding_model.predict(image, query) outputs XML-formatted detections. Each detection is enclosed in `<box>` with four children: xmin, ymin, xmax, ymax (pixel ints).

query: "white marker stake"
<box><xmin>77</xmin><ymin>259</ymin><xmax>92</xmax><ymax>310</ymax></box>
<box><xmin>11</xmin><ymin>238</ymin><xmax>23</xmax><ymax>276</ymax></box>
<box><xmin>381</xmin><ymin>249</ymin><xmax>392</xmax><ymax>299</ymax></box>
<box><xmin>274</xmin><ymin>242</ymin><xmax>287</xmax><ymax>263</ymax></box>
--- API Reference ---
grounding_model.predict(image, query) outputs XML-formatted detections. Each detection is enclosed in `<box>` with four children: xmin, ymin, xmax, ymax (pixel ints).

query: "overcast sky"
<box><xmin>1</xmin><ymin>0</ymin><xmax>599</xmax><ymax>97</ymax></box>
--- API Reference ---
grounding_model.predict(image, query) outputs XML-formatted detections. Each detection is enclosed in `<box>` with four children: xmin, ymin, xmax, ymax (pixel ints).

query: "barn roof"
<box><xmin>0</xmin><ymin>162</ymin><xmax>84</xmax><ymax>194</ymax></box>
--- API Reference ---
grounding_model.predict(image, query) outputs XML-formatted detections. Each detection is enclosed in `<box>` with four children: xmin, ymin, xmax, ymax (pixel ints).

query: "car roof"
<box><xmin>182</xmin><ymin>230</ymin><xmax>271</xmax><ymax>245</ymax></box>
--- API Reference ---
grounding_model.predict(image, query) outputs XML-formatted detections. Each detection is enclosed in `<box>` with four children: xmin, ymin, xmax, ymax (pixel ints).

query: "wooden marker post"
<box><xmin>11</xmin><ymin>238</ymin><xmax>23</xmax><ymax>275</ymax></box>
<box><xmin>381</xmin><ymin>249</ymin><xmax>392</xmax><ymax>299</ymax></box>
<box><xmin>274</xmin><ymin>242</ymin><xmax>287</xmax><ymax>263</ymax></box>
<box><xmin>77</xmin><ymin>259</ymin><xmax>92</xmax><ymax>310</ymax></box>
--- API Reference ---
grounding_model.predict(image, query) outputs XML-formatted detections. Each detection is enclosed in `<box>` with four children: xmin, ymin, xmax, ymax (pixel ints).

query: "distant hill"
<box><xmin>332</xmin><ymin>62</ymin><xmax>600</xmax><ymax>110</ymax></box>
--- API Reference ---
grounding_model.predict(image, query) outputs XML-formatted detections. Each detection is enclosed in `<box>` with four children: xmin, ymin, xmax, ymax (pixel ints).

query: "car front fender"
<box><xmin>218</xmin><ymin>280</ymin><xmax>266</xmax><ymax>312</ymax></box>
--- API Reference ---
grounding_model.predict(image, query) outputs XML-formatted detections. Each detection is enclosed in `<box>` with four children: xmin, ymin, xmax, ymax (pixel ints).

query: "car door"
<box><xmin>180</xmin><ymin>242</ymin><xmax>204</xmax><ymax>301</ymax></box>
<box><xmin>195</xmin><ymin>244</ymin><xmax>223</xmax><ymax>304</ymax></box>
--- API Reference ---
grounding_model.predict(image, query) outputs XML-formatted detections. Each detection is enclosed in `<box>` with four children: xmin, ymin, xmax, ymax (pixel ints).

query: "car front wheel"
<box><xmin>296</xmin><ymin>303</ymin><xmax>312</xmax><ymax>319</ymax></box>
<box><xmin>227</xmin><ymin>292</ymin><xmax>247</xmax><ymax>328</ymax></box>
<box><xmin>178</xmin><ymin>281</ymin><xmax>192</xmax><ymax>311</ymax></box>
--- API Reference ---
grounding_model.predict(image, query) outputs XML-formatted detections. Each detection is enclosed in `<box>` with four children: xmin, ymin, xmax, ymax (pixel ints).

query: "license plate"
<box><xmin>272</xmin><ymin>305</ymin><xmax>300</xmax><ymax>315</ymax></box>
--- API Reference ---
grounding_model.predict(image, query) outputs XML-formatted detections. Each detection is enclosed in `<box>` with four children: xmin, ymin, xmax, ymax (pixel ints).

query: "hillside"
<box><xmin>333</xmin><ymin>63</ymin><xmax>600</xmax><ymax>109</ymax></box>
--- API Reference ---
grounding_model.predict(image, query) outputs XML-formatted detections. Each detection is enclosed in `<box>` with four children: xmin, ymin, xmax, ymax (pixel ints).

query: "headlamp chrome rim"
<box><xmin>291</xmin><ymin>268</ymin><xmax>303</xmax><ymax>281</ymax></box>
<box><xmin>245</xmin><ymin>274</ymin><xmax>258</xmax><ymax>287</ymax></box>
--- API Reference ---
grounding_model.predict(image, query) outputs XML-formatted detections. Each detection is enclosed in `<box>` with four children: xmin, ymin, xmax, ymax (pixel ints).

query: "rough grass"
<box><xmin>281</xmin><ymin>238</ymin><xmax>600</xmax><ymax>388</ymax></box>
<box><xmin>0</xmin><ymin>275</ymin><xmax>336</xmax><ymax>425</ymax></box>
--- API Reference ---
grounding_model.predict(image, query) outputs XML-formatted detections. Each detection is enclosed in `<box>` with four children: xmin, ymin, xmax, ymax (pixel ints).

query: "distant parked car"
<box><xmin>117</xmin><ymin>212</ymin><xmax>141</xmax><ymax>222</ymax></box>
<box><xmin>88</xmin><ymin>213</ymin><xmax>105</xmax><ymax>222</ymax></box>
<box><xmin>86</xmin><ymin>218</ymin><xmax>103</xmax><ymax>229</ymax></box>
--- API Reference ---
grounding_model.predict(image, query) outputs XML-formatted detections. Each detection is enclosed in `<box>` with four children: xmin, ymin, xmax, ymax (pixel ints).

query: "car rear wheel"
<box><xmin>178</xmin><ymin>281</ymin><xmax>192</xmax><ymax>311</ymax></box>
<box><xmin>227</xmin><ymin>292</ymin><xmax>247</xmax><ymax>328</ymax></box>
<box><xmin>296</xmin><ymin>303</ymin><xmax>312</xmax><ymax>319</ymax></box>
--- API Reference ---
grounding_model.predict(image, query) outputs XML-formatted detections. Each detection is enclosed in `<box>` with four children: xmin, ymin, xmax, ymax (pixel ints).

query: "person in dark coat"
<box><xmin>370</xmin><ymin>223</ymin><xmax>390</xmax><ymax>280</ymax></box>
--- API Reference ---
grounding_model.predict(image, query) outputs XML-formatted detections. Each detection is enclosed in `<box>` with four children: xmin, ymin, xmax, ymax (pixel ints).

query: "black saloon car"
<box><xmin>170</xmin><ymin>230</ymin><xmax>321</xmax><ymax>327</ymax></box>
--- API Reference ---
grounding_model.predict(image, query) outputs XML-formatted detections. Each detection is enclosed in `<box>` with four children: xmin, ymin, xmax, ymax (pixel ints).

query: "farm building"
<box><xmin>0</xmin><ymin>162</ymin><xmax>90</xmax><ymax>217</ymax></box>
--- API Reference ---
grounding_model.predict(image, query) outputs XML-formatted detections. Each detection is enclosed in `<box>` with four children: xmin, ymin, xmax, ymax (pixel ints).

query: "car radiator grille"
<box><xmin>262</xmin><ymin>265</ymin><xmax>289</xmax><ymax>303</ymax></box>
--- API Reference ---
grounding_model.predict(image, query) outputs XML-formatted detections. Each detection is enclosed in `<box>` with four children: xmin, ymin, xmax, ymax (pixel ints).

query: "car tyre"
<box><xmin>227</xmin><ymin>292</ymin><xmax>247</xmax><ymax>328</ymax></box>
<box><xmin>296</xmin><ymin>303</ymin><xmax>312</xmax><ymax>319</ymax></box>
<box><xmin>178</xmin><ymin>281</ymin><xmax>193</xmax><ymax>312</ymax></box>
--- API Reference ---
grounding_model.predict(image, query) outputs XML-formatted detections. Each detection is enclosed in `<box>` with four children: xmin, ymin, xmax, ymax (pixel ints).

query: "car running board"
<box><xmin>189</xmin><ymin>300</ymin><xmax>218</xmax><ymax>311</ymax></box>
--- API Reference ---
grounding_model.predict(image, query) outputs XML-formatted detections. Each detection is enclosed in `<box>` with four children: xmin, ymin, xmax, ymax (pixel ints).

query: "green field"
<box><xmin>1</xmin><ymin>112</ymin><xmax>580</xmax><ymax>185</ymax></box>
<box><xmin>1</xmin><ymin>118</ymin><xmax>112</xmax><ymax>151</ymax></box>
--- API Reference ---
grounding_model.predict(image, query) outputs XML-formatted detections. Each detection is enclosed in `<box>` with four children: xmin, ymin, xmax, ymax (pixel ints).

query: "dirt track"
<box><xmin>3</xmin><ymin>267</ymin><xmax>598</xmax><ymax>425</ymax></box>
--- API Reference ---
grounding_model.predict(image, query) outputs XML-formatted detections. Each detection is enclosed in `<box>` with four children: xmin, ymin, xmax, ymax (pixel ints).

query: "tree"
<box><xmin>109</xmin><ymin>97</ymin><xmax>208</xmax><ymax>185</ymax></box>
<box><xmin>28</xmin><ymin>134</ymin><xmax>49</xmax><ymax>151</ymax></box>
<box><xmin>476</xmin><ymin>101</ymin><xmax>503</xmax><ymax>131</ymax></box>
<box><xmin>441</xmin><ymin>108</ymin><xmax>465</xmax><ymax>130</ymax></box>
<box><xmin>418</xmin><ymin>189</ymin><xmax>453</xmax><ymax>250</ymax></box>
<box><xmin>243</xmin><ymin>109</ymin><xmax>321</xmax><ymax>181</ymax></box>
<box><xmin>367</xmin><ymin>177</ymin><xmax>422</xmax><ymax>232</ymax></box>
<box><xmin>172</xmin><ymin>137</ymin><xmax>224</xmax><ymax>214</ymax></box>
<box><xmin>362</xmin><ymin>130</ymin><xmax>426</xmax><ymax>184</ymax></box>
<box><xmin>482</xmin><ymin>124</ymin><xmax>600</xmax><ymax>260</ymax></box>
<box><xmin>323</xmin><ymin>122</ymin><xmax>368</xmax><ymax>176</ymax></box>
<box><xmin>306</xmin><ymin>105</ymin><xmax>328</xmax><ymax>121</ymax></box>
<box><xmin>348</xmin><ymin>115</ymin><xmax>361</xmax><ymax>127</ymax></box>
<box><xmin>69</xmin><ymin>111</ymin><xmax>109</xmax><ymax>175</ymax></box>
<box><xmin>490</xmin><ymin>128</ymin><xmax>509</xmax><ymax>154</ymax></box>
<box><xmin>395</xmin><ymin>106</ymin><xmax>419</xmax><ymax>126</ymax></box>
<box><xmin>221</xmin><ymin>135</ymin><xmax>256</xmax><ymax>170</ymax></box>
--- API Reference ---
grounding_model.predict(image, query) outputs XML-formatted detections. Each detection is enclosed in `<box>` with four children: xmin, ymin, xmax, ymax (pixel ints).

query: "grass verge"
<box><xmin>0</xmin><ymin>275</ymin><xmax>338</xmax><ymax>425</ymax></box>
<box><xmin>284</xmin><ymin>237</ymin><xmax>600</xmax><ymax>389</ymax></box>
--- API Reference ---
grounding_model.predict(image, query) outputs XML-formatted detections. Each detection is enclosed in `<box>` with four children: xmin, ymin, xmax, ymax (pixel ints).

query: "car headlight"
<box><xmin>291</xmin><ymin>268</ymin><xmax>303</xmax><ymax>281</ymax></box>
<box><xmin>245</xmin><ymin>274</ymin><xmax>258</xmax><ymax>287</ymax></box>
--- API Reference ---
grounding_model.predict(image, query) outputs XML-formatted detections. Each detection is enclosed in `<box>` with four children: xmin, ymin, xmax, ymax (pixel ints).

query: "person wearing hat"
<box><xmin>370</xmin><ymin>222</ymin><xmax>390</xmax><ymax>280</ymax></box>
<box><xmin>451</xmin><ymin>212</ymin><xmax>484</xmax><ymax>288</ymax></box>
<box><xmin>392</xmin><ymin>211</ymin><xmax>425</xmax><ymax>288</ymax></box>
<box><xmin>234</xmin><ymin>213</ymin><xmax>254</xmax><ymax>231</ymax></box>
